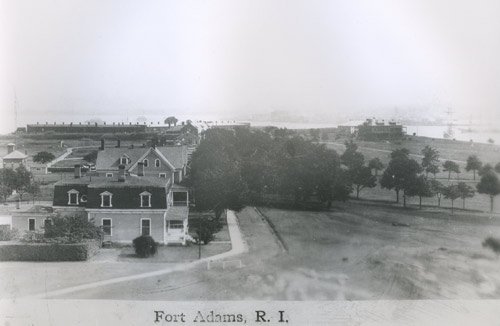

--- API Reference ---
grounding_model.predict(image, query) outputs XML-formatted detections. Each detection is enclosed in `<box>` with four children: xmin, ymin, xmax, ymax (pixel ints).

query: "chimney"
<box><xmin>7</xmin><ymin>143</ymin><xmax>15</xmax><ymax>154</ymax></box>
<box><xmin>74</xmin><ymin>164</ymin><xmax>82</xmax><ymax>178</ymax></box>
<box><xmin>100</xmin><ymin>139</ymin><xmax>105</xmax><ymax>150</ymax></box>
<box><xmin>118</xmin><ymin>164</ymin><xmax>126</xmax><ymax>182</ymax></box>
<box><xmin>116</xmin><ymin>139</ymin><xmax>121</xmax><ymax>148</ymax></box>
<box><xmin>138</xmin><ymin>162</ymin><xmax>144</xmax><ymax>176</ymax></box>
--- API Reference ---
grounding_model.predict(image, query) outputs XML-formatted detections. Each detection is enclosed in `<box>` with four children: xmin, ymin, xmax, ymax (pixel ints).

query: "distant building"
<box><xmin>26</xmin><ymin>122</ymin><xmax>147</xmax><ymax>134</ymax></box>
<box><xmin>357</xmin><ymin>119</ymin><xmax>405</xmax><ymax>140</ymax></box>
<box><xmin>1</xmin><ymin>143</ymin><xmax>28</xmax><ymax>169</ymax></box>
<box><xmin>337</xmin><ymin>120</ymin><xmax>365</xmax><ymax>136</ymax></box>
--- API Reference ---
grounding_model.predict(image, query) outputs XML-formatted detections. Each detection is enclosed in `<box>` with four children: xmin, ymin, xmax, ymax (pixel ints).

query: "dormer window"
<box><xmin>155</xmin><ymin>159</ymin><xmax>160</xmax><ymax>167</ymax></box>
<box><xmin>120</xmin><ymin>155</ymin><xmax>129</xmax><ymax>165</ymax></box>
<box><xmin>143</xmin><ymin>159</ymin><xmax>149</xmax><ymax>167</ymax></box>
<box><xmin>67</xmin><ymin>189</ymin><xmax>79</xmax><ymax>205</ymax></box>
<box><xmin>140</xmin><ymin>191</ymin><xmax>152</xmax><ymax>207</ymax></box>
<box><xmin>100</xmin><ymin>191</ymin><xmax>113</xmax><ymax>207</ymax></box>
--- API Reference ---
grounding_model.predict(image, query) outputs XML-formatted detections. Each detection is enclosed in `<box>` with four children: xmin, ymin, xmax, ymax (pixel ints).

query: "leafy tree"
<box><xmin>0</xmin><ymin>168</ymin><xmax>16</xmax><ymax>202</ymax></box>
<box><xmin>164</xmin><ymin>116</ymin><xmax>178</xmax><ymax>127</ymax></box>
<box><xmin>442</xmin><ymin>160</ymin><xmax>460</xmax><ymax>180</ymax></box>
<box><xmin>457</xmin><ymin>182</ymin><xmax>475</xmax><ymax>209</ymax></box>
<box><xmin>429</xmin><ymin>179</ymin><xmax>445</xmax><ymax>207</ymax></box>
<box><xmin>421</xmin><ymin>146</ymin><xmax>440</xmax><ymax>177</ymax></box>
<box><xmin>479</xmin><ymin>163</ymin><xmax>494</xmax><ymax>177</ymax></box>
<box><xmin>341</xmin><ymin>140</ymin><xmax>364</xmax><ymax>170</ymax></box>
<box><xmin>477</xmin><ymin>171</ymin><xmax>500</xmax><ymax>213</ymax></box>
<box><xmin>309</xmin><ymin>129</ymin><xmax>320</xmax><ymax>141</ymax></box>
<box><xmin>83</xmin><ymin>150</ymin><xmax>98</xmax><ymax>163</ymax></box>
<box><xmin>13</xmin><ymin>165</ymin><xmax>32</xmax><ymax>202</ymax></box>
<box><xmin>44</xmin><ymin>215</ymin><xmax>103</xmax><ymax>242</ymax></box>
<box><xmin>380</xmin><ymin>148</ymin><xmax>422</xmax><ymax>206</ymax></box>
<box><xmin>406</xmin><ymin>175</ymin><xmax>433</xmax><ymax>209</ymax></box>
<box><xmin>368</xmin><ymin>157</ymin><xmax>384</xmax><ymax>177</ymax></box>
<box><xmin>466</xmin><ymin>155</ymin><xmax>482</xmax><ymax>180</ymax></box>
<box><xmin>495</xmin><ymin>162</ymin><xmax>500</xmax><ymax>174</ymax></box>
<box><xmin>25</xmin><ymin>181</ymin><xmax>41</xmax><ymax>204</ymax></box>
<box><xmin>443</xmin><ymin>184</ymin><xmax>461</xmax><ymax>215</ymax></box>
<box><xmin>349</xmin><ymin>166</ymin><xmax>376</xmax><ymax>199</ymax></box>
<box><xmin>33</xmin><ymin>151</ymin><xmax>55</xmax><ymax>164</ymax></box>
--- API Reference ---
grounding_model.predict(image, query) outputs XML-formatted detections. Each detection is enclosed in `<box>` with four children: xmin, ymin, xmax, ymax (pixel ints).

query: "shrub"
<box><xmin>21</xmin><ymin>230</ymin><xmax>45</xmax><ymax>243</ymax></box>
<box><xmin>192</xmin><ymin>216</ymin><xmax>222</xmax><ymax>245</ymax></box>
<box><xmin>0</xmin><ymin>240</ymin><xmax>100</xmax><ymax>261</ymax></box>
<box><xmin>133</xmin><ymin>235</ymin><xmax>158</xmax><ymax>258</ymax></box>
<box><xmin>483</xmin><ymin>237</ymin><xmax>500</xmax><ymax>255</ymax></box>
<box><xmin>0</xmin><ymin>228</ymin><xmax>19</xmax><ymax>241</ymax></box>
<box><xmin>44</xmin><ymin>215</ymin><xmax>102</xmax><ymax>243</ymax></box>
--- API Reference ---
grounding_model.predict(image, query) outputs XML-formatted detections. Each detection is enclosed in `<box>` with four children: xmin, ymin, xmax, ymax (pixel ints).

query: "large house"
<box><xmin>51</xmin><ymin>164</ymin><xmax>189</xmax><ymax>244</ymax></box>
<box><xmin>95</xmin><ymin>141</ymin><xmax>189</xmax><ymax>183</ymax></box>
<box><xmin>1</xmin><ymin>143</ymin><xmax>28</xmax><ymax>169</ymax></box>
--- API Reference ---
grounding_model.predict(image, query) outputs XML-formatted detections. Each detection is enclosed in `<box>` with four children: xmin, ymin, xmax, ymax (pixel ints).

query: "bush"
<box><xmin>483</xmin><ymin>237</ymin><xmax>500</xmax><ymax>255</ymax></box>
<box><xmin>133</xmin><ymin>235</ymin><xmax>158</xmax><ymax>258</ymax></box>
<box><xmin>44</xmin><ymin>215</ymin><xmax>103</xmax><ymax>243</ymax></box>
<box><xmin>0</xmin><ymin>228</ymin><xmax>19</xmax><ymax>241</ymax></box>
<box><xmin>0</xmin><ymin>240</ymin><xmax>100</xmax><ymax>261</ymax></box>
<box><xmin>192</xmin><ymin>216</ymin><xmax>222</xmax><ymax>245</ymax></box>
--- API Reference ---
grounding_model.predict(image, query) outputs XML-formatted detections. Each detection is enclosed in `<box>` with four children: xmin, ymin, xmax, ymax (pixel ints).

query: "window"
<box><xmin>173</xmin><ymin>191</ymin><xmax>188</xmax><ymax>206</ymax></box>
<box><xmin>106</xmin><ymin>173</ymin><xmax>113</xmax><ymax>178</ymax></box>
<box><xmin>100</xmin><ymin>191</ymin><xmax>113</xmax><ymax>207</ymax></box>
<box><xmin>159</xmin><ymin>173</ymin><xmax>167</xmax><ymax>178</ymax></box>
<box><xmin>168</xmin><ymin>220</ymin><xmax>184</xmax><ymax>229</ymax></box>
<box><xmin>44</xmin><ymin>218</ymin><xmax>52</xmax><ymax>229</ymax></box>
<box><xmin>143</xmin><ymin>159</ymin><xmax>149</xmax><ymax>167</ymax></box>
<box><xmin>155</xmin><ymin>159</ymin><xmax>160</xmax><ymax>167</ymax></box>
<box><xmin>28</xmin><ymin>218</ymin><xmax>35</xmax><ymax>231</ymax></box>
<box><xmin>141</xmin><ymin>219</ymin><xmax>151</xmax><ymax>236</ymax></box>
<box><xmin>80</xmin><ymin>195</ymin><xmax>87</xmax><ymax>203</ymax></box>
<box><xmin>67</xmin><ymin>189</ymin><xmax>79</xmax><ymax>205</ymax></box>
<box><xmin>120</xmin><ymin>156</ymin><xmax>128</xmax><ymax>165</ymax></box>
<box><xmin>140</xmin><ymin>191</ymin><xmax>151</xmax><ymax>207</ymax></box>
<box><xmin>102</xmin><ymin>218</ymin><xmax>112</xmax><ymax>236</ymax></box>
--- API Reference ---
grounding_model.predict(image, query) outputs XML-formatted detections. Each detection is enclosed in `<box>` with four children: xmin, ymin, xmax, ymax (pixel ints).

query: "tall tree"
<box><xmin>380</xmin><ymin>148</ymin><xmax>422</xmax><ymax>206</ymax></box>
<box><xmin>0</xmin><ymin>169</ymin><xmax>16</xmax><ymax>202</ymax></box>
<box><xmin>457</xmin><ymin>182</ymin><xmax>475</xmax><ymax>209</ymax></box>
<box><xmin>466</xmin><ymin>155</ymin><xmax>483</xmax><ymax>180</ymax></box>
<box><xmin>442</xmin><ymin>160</ymin><xmax>460</xmax><ymax>180</ymax></box>
<box><xmin>13</xmin><ymin>165</ymin><xmax>33</xmax><ymax>202</ymax></box>
<box><xmin>309</xmin><ymin>129</ymin><xmax>320</xmax><ymax>141</ymax></box>
<box><xmin>164</xmin><ymin>116</ymin><xmax>178</xmax><ymax>127</ymax></box>
<box><xmin>477</xmin><ymin>171</ymin><xmax>500</xmax><ymax>213</ymax></box>
<box><xmin>406</xmin><ymin>175</ymin><xmax>433</xmax><ymax>209</ymax></box>
<box><xmin>26</xmin><ymin>181</ymin><xmax>41</xmax><ymax>204</ymax></box>
<box><xmin>368</xmin><ymin>157</ymin><xmax>384</xmax><ymax>177</ymax></box>
<box><xmin>349</xmin><ymin>166</ymin><xmax>376</xmax><ymax>199</ymax></box>
<box><xmin>429</xmin><ymin>179</ymin><xmax>445</xmax><ymax>207</ymax></box>
<box><xmin>33</xmin><ymin>151</ymin><xmax>55</xmax><ymax>164</ymax></box>
<box><xmin>479</xmin><ymin>163</ymin><xmax>494</xmax><ymax>177</ymax></box>
<box><xmin>421</xmin><ymin>146</ymin><xmax>440</xmax><ymax>177</ymax></box>
<box><xmin>443</xmin><ymin>184</ymin><xmax>461</xmax><ymax>215</ymax></box>
<box><xmin>341</xmin><ymin>140</ymin><xmax>364</xmax><ymax>170</ymax></box>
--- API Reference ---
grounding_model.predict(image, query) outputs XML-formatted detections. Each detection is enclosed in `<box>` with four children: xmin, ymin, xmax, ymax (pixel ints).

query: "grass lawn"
<box><xmin>258</xmin><ymin>203</ymin><xmax>500</xmax><ymax>299</ymax></box>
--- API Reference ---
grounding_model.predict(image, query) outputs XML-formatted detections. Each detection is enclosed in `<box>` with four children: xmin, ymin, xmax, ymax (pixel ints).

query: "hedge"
<box><xmin>0</xmin><ymin>240</ymin><xmax>100</xmax><ymax>261</ymax></box>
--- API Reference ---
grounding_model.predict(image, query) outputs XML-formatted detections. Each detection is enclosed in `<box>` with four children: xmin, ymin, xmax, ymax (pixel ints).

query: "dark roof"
<box><xmin>157</xmin><ymin>146</ymin><xmax>188</xmax><ymax>170</ymax></box>
<box><xmin>55</xmin><ymin>175</ymin><xmax>171</xmax><ymax>188</ymax></box>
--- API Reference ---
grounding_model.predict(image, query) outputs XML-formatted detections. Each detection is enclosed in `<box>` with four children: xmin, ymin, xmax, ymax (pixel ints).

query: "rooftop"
<box><xmin>3</xmin><ymin>150</ymin><xmax>28</xmax><ymax>160</ymax></box>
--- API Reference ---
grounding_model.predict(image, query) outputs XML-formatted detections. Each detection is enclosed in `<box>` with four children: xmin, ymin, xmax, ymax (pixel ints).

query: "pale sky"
<box><xmin>1</xmin><ymin>0</ymin><xmax>500</xmax><ymax>133</ymax></box>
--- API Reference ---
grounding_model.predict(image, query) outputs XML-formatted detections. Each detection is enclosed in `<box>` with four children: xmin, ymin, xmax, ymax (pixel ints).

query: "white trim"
<box><xmin>100</xmin><ymin>191</ymin><xmax>113</xmax><ymax>208</ymax></box>
<box><xmin>80</xmin><ymin>195</ymin><xmax>88</xmax><ymax>203</ymax></box>
<box><xmin>28</xmin><ymin>218</ymin><xmax>36</xmax><ymax>231</ymax></box>
<box><xmin>140</xmin><ymin>192</ymin><xmax>152</xmax><ymax>208</ymax></box>
<box><xmin>67</xmin><ymin>189</ymin><xmax>79</xmax><ymax>205</ymax></box>
<box><xmin>128</xmin><ymin>147</ymin><xmax>176</xmax><ymax>172</ymax></box>
<box><xmin>140</xmin><ymin>218</ymin><xmax>151</xmax><ymax>236</ymax></box>
<box><xmin>101</xmin><ymin>218</ymin><xmax>112</xmax><ymax>236</ymax></box>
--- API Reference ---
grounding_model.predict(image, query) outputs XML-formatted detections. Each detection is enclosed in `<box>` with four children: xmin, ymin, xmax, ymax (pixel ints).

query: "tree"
<box><xmin>429</xmin><ymin>179</ymin><xmax>445</xmax><ymax>207</ymax></box>
<box><xmin>13</xmin><ymin>165</ymin><xmax>32</xmax><ymax>202</ymax></box>
<box><xmin>25</xmin><ymin>181</ymin><xmax>41</xmax><ymax>204</ymax></box>
<box><xmin>477</xmin><ymin>171</ymin><xmax>500</xmax><ymax>213</ymax></box>
<box><xmin>309</xmin><ymin>129</ymin><xmax>320</xmax><ymax>141</ymax></box>
<box><xmin>443</xmin><ymin>184</ymin><xmax>461</xmax><ymax>215</ymax></box>
<box><xmin>164</xmin><ymin>116</ymin><xmax>178</xmax><ymax>127</ymax></box>
<box><xmin>341</xmin><ymin>140</ymin><xmax>364</xmax><ymax>170</ymax></box>
<box><xmin>83</xmin><ymin>150</ymin><xmax>98</xmax><ymax>163</ymax></box>
<box><xmin>457</xmin><ymin>182</ymin><xmax>475</xmax><ymax>209</ymax></box>
<box><xmin>466</xmin><ymin>155</ymin><xmax>483</xmax><ymax>180</ymax></box>
<box><xmin>479</xmin><ymin>164</ymin><xmax>494</xmax><ymax>177</ymax></box>
<box><xmin>421</xmin><ymin>146</ymin><xmax>440</xmax><ymax>177</ymax></box>
<box><xmin>495</xmin><ymin>162</ymin><xmax>500</xmax><ymax>174</ymax></box>
<box><xmin>368</xmin><ymin>157</ymin><xmax>384</xmax><ymax>177</ymax></box>
<box><xmin>380</xmin><ymin>149</ymin><xmax>422</xmax><ymax>206</ymax></box>
<box><xmin>406</xmin><ymin>175</ymin><xmax>433</xmax><ymax>209</ymax></box>
<box><xmin>33</xmin><ymin>151</ymin><xmax>55</xmax><ymax>164</ymax></box>
<box><xmin>0</xmin><ymin>168</ymin><xmax>16</xmax><ymax>202</ymax></box>
<box><xmin>442</xmin><ymin>160</ymin><xmax>460</xmax><ymax>180</ymax></box>
<box><xmin>349</xmin><ymin>166</ymin><xmax>377</xmax><ymax>199</ymax></box>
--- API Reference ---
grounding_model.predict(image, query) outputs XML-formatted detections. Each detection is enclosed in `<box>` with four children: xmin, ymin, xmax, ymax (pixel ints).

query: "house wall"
<box><xmin>87</xmin><ymin>210</ymin><xmax>165</xmax><ymax>243</ymax></box>
<box><xmin>129</xmin><ymin>151</ymin><xmax>174</xmax><ymax>178</ymax></box>
<box><xmin>11</xmin><ymin>213</ymin><xmax>52</xmax><ymax>233</ymax></box>
<box><xmin>2</xmin><ymin>159</ymin><xmax>26</xmax><ymax>170</ymax></box>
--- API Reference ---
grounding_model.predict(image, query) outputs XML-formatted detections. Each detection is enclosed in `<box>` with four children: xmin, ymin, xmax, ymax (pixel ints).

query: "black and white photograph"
<box><xmin>1</xmin><ymin>0</ymin><xmax>500</xmax><ymax>324</ymax></box>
